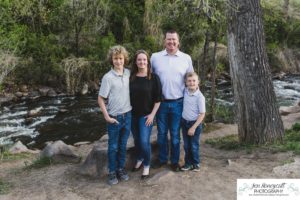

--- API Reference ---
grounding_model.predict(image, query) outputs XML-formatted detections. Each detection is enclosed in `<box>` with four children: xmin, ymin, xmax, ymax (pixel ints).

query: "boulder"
<box><xmin>80</xmin><ymin>83</ymin><xmax>89</xmax><ymax>95</ymax></box>
<box><xmin>59</xmin><ymin>109</ymin><xmax>68</xmax><ymax>113</ymax></box>
<box><xmin>279</xmin><ymin>105</ymin><xmax>300</xmax><ymax>116</ymax></box>
<box><xmin>273</xmin><ymin>158</ymin><xmax>300</xmax><ymax>177</ymax></box>
<box><xmin>273</xmin><ymin>72</ymin><xmax>286</xmax><ymax>80</ymax></box>
<box><xmin>47</xmin><ymin>89</ymin><xmax>57</xmax><ymax>97</ymax></box>
<box><xmin>15</xmin><ymin>92</ymin><xmax>23</xmax><ymax>98</ymax></box>
<box><xmin>28</xmin><ymin>90</ymin><xmax>40</xmax><ymax>98</ymax></box>
<box><xmin>28</xmin><ymin>106</ymin><xmax>43</xmax><ymax>117</ymax></box>
<box><xmin>8</xmin><ymin>141</ymin><xmax>39</xmax><ymax>154</ymax></box>
<box><xmin>78</xmin><ymin>131</ymin><xmax>158</xmax><ymax>177</ymax></box>
<box><xmin>19</xmin><ymin>85</ymin><xmax>28</xmax><ymax>92</ymax></box>
<box><xmin>0</xmin><ymin>93</ymin><xmax>17</xmax><ymax>105</ymax></box>
<box><xmin>74</xmin><ymin>141</ymin><xmax>91</xmax><ymax>146</ymax></box>
<box><xmin>77</xmin><ymin>143</ymin><xmax>107</xmax><ymax>177</ymax></box>
<box><xmin>38</xmin><ymin>87</ymin><xmax>51</xmax><ymax>96</ymax></box>
<box><xmin>40</xmin><ymin>140</ymin><xmax>81</xmax><ymax>163</ymax></box>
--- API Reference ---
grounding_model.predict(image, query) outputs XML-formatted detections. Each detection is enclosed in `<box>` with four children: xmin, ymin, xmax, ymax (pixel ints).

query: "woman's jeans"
<box><xmin>181</xmin><ymin>118</ymin><xmax>203</xmax><ymax>166</ymax></box>
<box><xmin>131</xmin><ymin>115</ymin><xmax>153</xmax><ymax>167</ymax></box>
<box><xmin>107</xmin><ymin>111</ymin><xmax>131</xmax><ymax>173</ymax></box>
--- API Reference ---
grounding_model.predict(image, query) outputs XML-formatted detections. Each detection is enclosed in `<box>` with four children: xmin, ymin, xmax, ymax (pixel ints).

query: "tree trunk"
<box><xmin>210</xmin><ymin>31</ymin><xmax>218</xmax><ymax>122</ymax></box>
<box><xmin>199</xmin><ymin>30</ymin><xmax>210</xmax><ymax>84</ymax></box>
<box><xmin>283</xmin><ymin>0</ymin><xmax>289</xmax><ymax>20</ymax></box>
<box><xmin>227</xmin><ymin>0</ymin><xmax>284</xmax><ymax>144</ymax></box>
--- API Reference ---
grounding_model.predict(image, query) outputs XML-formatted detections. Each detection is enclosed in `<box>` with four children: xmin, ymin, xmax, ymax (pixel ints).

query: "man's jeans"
<box><xmin>181</xmin><ymin>118</ymin><xmax>202</xmax><ymax>165</ymax></box>
<box><xmin>131</xmin><ymin>115</ymin><xmax>153</xmax><ymax>167</ymax></box>
<box><xmin>107</xmin><ymin>111</ymin><xmax>131</xmax><ymax>173</ymax></box>
<box><xmin>156</xmin><ymin>98</ymin><xmax>183</xmax><ymax>164</ymax></box>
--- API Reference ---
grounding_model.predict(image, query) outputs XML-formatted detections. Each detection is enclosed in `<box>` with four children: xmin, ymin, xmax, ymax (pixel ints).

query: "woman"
<box><xmin>130</xmin><ymin>50</ymin><xmax>162</xmax><ymax>179</ymax></box>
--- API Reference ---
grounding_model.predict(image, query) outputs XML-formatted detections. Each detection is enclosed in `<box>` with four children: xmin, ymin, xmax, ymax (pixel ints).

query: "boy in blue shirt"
<box><xmin>98</xmin><ymin>45</ymin><xmax>132</xmax><ymax>185</ymax></box>
<box><xmin>181</xmin><ymin>72</ymin><xmax>206</xmax><ymax>171</ymax></box>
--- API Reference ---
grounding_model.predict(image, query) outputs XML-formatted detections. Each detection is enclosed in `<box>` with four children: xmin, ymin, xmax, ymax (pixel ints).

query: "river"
<box><xmin>0</xmin><ymin>75</ymin><xmax>299</xmax><ymax>148</ymax></box>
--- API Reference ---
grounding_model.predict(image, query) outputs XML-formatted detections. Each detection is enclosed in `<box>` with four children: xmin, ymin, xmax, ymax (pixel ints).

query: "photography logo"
<box><xmin>237</xmin><ymin>179</ymin><xmax>300</xmax><ymax>200</ymax></box>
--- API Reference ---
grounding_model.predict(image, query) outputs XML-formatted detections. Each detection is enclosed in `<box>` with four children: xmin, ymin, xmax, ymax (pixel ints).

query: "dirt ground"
<box><xmin>0</xmin><ymin>111</ymin><xmax>299</xmax><ymax>200</ymax></box>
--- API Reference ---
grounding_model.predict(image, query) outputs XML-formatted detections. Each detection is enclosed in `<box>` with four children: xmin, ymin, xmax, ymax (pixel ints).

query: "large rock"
<box><xmin>38</xmin><ymin>87</ymin><xmax>51</xmax><ymax>96</ymax></box>
<box><xmin>8</xmin><ymin>141</ymin><xmax>39</xmax><ymax>154</ymax></box>
<box><xmin>47</xmin><ymin>89</ymin><xmax>57</xmax><ymax>97</ymax></box>
<box><xmin>19</xmin><ymin>85</ymin><xmax>28</xmax><ymax>92</ymax></box>
<box><xmin>40</xmin><ymin>140</ymin><xmax>81</xmax><ymax>163</ymax></box>
<box><xmin>15</xmin><ymin>92</ymin><xmax>23</xmax><ymax>98</ymax></box>
<box><xmin>80</xmin><ymin>83</ymin><xmax>89</xmax><ymax>95</ymax></box>
<box><xmin>0</xmin><ymin>93</ymin><xmax>17</xmax><ymax>105</ymax></box>
<box><xmin>279</xmin><ymin>105</ymin><xmax>300</xmax><ymax>116</ymax></box>
<box><xmin>27</xmin><ymin>106</ymin><xmax>43</xmax><ymax>117</ymax></box>
<box><xmin>273</xmin><ymin>158</ymin><xmax>300</xmax><ymax>177</ymax></box>
<box><xmin>28</xmin><ymin>90</ymin><xmax>40</xmax><ymax>99</ymax></box>
<box><xmin>78</xmin><ymin>132</ymin><xmax>158</xmax><ymax>177</ymax></box>
<box><xmin>77</xmin><ymin>144</ymin><xmax>107</xmax><ymax>177</ymax></box>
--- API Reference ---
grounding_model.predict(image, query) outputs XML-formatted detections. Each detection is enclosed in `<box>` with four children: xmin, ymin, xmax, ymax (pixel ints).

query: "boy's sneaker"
<box><xmin>117</xmin><ymin>168</ymin><xmax>129</xmax><ymax>181</ymax></box>
<box><xmin>170</xmin><ymin>163</ymin><xmax>181</xmax><ymax>172</ymax></box>
<box><xmin>180</xmin><ymin>164</ymin><xmax>193</xmax><ymax>171</ymax></box>
<box><xmin>108</xmin><ymin>172</ymin><xmax>118</xmax><ymax>185</ymax></box>
<box><xmin>192</xmin><ymin>164</ymin><xmax>200</xmax><ymax>172</ymax></box>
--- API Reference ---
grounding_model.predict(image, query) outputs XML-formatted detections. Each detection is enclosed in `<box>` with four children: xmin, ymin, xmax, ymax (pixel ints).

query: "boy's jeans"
<box><xmin>107</xmin><ymin>111</ymin><xmax>131</xmax><ymax>173</ymax></box>
<box><xmin>131</xmin><ymin>115</ymin><xmax>153</xmax><ymax>167</ymax></box>
<box><xmin>181</xmin><ymin>118</ymin><xmax>202</xmax><ymax>166</ymax></box>
<box><xmin>156</xmin><ymin>98</ymin><xmax>183</xmax><ymax>164</ymax></box>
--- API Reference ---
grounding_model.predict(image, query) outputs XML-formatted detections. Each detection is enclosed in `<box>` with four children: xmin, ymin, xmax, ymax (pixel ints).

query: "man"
<box><xmin>150</xmin><ymin>30</ymin><xmax>194</xmax><ymax>172</ymax></box>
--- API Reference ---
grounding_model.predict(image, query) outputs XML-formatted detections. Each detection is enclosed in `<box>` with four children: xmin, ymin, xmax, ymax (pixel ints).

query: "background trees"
<box><xmin>0</xmin><ymin>1</ymin><xmax>299</xmax><ymax>130</ymax></box>
<box><xmin>1</xmin><ymin>0</ymin><xmax>298</xmax><ymax>87</ymax></box>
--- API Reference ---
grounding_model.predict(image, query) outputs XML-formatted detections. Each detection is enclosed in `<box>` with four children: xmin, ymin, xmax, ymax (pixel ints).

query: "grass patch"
<box><xmin>0</xmin><ymin>178</ymin><xmax>11</xmax><ymax>195</ymax></box>
<box><xmin>24</xmin><ymin>156</ymin><xmax>53</xmax><ymax>170</ymax></box>
<box><xmin>0</xmin><ymin>149</ymin><xmax>33</xmax><ymax>162</ymax></box>
<box><xmin>205</xmin><ymin>123</ymin><xmax>300</xmax><ymax>154</ymax></box>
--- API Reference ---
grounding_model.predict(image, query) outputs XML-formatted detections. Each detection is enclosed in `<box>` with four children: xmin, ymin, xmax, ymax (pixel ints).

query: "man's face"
<box><xmin>164</xmin><ymin>33</ymin><xmax>179</xmax><ymax>53</ymax></box>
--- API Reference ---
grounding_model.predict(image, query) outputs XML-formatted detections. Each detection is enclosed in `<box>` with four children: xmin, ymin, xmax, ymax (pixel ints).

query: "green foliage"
<box><xmin>214</xmin><ymin>104</ymin><xmax>234</xmax><ymax>123</ymax></box>
<box><xmin>206</xmin><ymin>123</ymin><xmax>300</xmax><ymax>154</ymax></box>
<box><xmin>0</xmin><ymin>151</ymin><xmax>32</xmax><ymax>162</ymax></box>
<box><xmin>206</xmin><ymin>134</ymin><xmax>254</xmax><ymax>151</ymax></box>
<box><xmin>25</xmin><ymin>156</ymin><xmax>53</xmax><ymax>169</ymax></box>
<box><xmin>0</xmin><ymin>0</ymin><xmax>299</xmax><ymax>86</ymax></box>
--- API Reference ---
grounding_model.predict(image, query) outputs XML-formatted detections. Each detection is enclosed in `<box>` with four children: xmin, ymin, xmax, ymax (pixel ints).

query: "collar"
<box><xmin>163</xmin><ymin>49</ymin><xmax>181</xmax><ymax>56</ymax></box>
<box><xmin>110</xmin><ymin>68</ymin><xmax>126</xmax><ymax>77</ymax></box>
<box><xmin>186</xmin><ymin>88</ymin><xmax>200</xmax><ymax>96</ymax></box>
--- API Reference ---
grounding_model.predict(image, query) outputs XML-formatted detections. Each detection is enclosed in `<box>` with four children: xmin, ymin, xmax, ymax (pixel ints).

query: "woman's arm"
<box><xmin>145</xmin><ymin>102</ymin><xmax>161</xmax><ymax>126</ymax></box>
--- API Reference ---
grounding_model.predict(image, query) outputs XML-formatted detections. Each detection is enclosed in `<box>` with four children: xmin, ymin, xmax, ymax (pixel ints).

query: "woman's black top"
<box><xmin>130</xmin><ymin>73</ymin><xmax>162</xmax><ymax>117</ymax></box>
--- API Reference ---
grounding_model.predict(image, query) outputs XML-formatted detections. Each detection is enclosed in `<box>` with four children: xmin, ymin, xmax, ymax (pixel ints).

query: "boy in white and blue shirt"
<box><xmin>181</xmin><ymin>72</ymin><xmax>206</xmax><ymax>172</ymax></box>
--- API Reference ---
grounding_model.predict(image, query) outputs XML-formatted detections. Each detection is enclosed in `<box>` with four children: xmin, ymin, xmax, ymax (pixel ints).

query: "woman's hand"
<box><xmin>145</xmin><ymin>114</ymin><xmax>155</xmax><ymax>126</ymax></box>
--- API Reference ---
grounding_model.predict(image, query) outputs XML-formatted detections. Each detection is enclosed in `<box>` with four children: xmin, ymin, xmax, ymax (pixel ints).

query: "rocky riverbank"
<box><xmin>0</xmin><ymin>105</ymin><xmax>299</xmax><ymax>200</ymax></box>
<box><xmin>0</xmin><ymin>81</ymin><xmax>99</xmax><ymax>106</ymax></box>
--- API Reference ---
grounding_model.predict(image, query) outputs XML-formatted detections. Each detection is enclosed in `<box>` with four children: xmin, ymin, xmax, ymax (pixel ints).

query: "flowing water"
<box><xmin>0</xmin><ymin>75</ymin><xmax>299</xmax><ymax>148</ymax></box>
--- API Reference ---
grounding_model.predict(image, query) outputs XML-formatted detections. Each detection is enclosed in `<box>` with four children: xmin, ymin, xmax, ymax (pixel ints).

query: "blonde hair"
<box><xmin>107</xmin><ymin>45</ymin><xmax>129</xmax><ymax>66</ymax></box>
<box><xmin>185</xmin><ymin>72</ymin><xmax>200</xmax><ymax>82</ymax></box>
